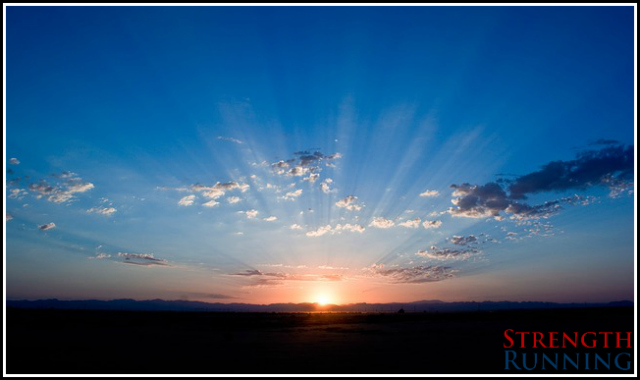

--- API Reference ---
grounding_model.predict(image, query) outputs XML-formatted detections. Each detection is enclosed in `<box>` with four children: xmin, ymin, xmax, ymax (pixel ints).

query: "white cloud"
<box><xmin>89</xmin><ymin>253</ymin><xmax>111</xmax><ymax>260</ymax></box>
<box><xmin>227</xmin><ymin>196</ymin><xmax>241</xmax><ymax>204</ymax></box>
<box><xmin>422</xmin><ymin>220</ymin><xmax>442</xmax><ymax>229</ymax></box>
<box><xmin>202</xmin><ymin>200</ymin><xmax>220</xmax><ymax>207</ymax></box>
<box><xmin>290</xmin><ymin>224</ymin><xmax>303</xmax><ymax>230</ymax></box>
<box><xmin>178</xmin><ymin>195</ymin><xmax>196</xmax><ymax>206</ymax></box>
<box><xmin>419</xmin><ymin>190</ymin><xmax>439</xmax><ymax>197</ymax></box>
<box><xmin>334</xmin><ymin>223</ymin><xmax>365</xmax><ymax>233</ymax></box>
<box><xmin>87</xmin><ymin>207</ymin><xmax>117</xmax><ymax>216</ymax></box>
<box><xmin>369</xmin><ymin>217</ymin><xmax>395</xmax><ymax>229</ymax></box>
<box><xmin>39</xmin><ymin>222</ymin><xmax>56</xmax><ymax>231</ymax></box>
<box><xmin>320</xmin><ymin>178</ymin><xmax>335</xmax><ymax>194</ymax></box>
<box><xmin>245</xmin><ymin>209</ymin><xmax>259</xmax><ymax>219</ymax></box>
<box><xmin>9</xmin><ymin>158</ymin><xmax>20</xmax><ymax>165</ymax></box>
<box><xmin>263</xmin><ymin>216</ymin><xmax>278</xmax><ymax>222</ymax></box>
<box><xmin>306</xmin><ymin>225</ymin><xmax>333</xmax><ymax>237</ymax></box>
<box><xmin>6</xmin><ymin>213</ymin><xmax>13</xmax><ymax>221</ymax></box>
<box><xmin>216</xmin><ymin>136</ymin><xmax>243</xmax><ymax>144</ymax></box>
<box><xmin>335</xmin><ymin>195</ymin><xmax>362</xmax><ymax>211</ymax></box>
<box><xmin>283</xmin><ymin>188</ymin><xmax>303</xmax><ymax>200</ymax></box>
<box><xmin>398</xmin><ymin>218</ymin><xmax>421</xmax><ymax>228</ymax></box>
<box><xmin>303</xmin><ymin>173</ymin><xmax>320</xmax><ymax>183</ymax></box>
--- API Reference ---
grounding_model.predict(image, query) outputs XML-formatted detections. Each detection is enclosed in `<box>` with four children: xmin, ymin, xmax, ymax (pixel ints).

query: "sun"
<box><xmin>315</xmin><ymin>294</ymin><xmax>332</xmax><ymax>306</ymax></box>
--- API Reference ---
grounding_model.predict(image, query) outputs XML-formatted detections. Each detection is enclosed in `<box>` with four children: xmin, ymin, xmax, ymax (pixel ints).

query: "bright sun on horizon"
<box><xmin>315</xmin><ymin>294</ymin><xmax>333</xmax><ymax>306</ymax></box>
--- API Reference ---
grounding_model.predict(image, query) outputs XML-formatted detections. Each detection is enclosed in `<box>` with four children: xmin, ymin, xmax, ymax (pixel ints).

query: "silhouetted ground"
<box><xmin>6</xmin><ymin>306</ymin><xmax>634</xmax><ymax>374</ymax></box>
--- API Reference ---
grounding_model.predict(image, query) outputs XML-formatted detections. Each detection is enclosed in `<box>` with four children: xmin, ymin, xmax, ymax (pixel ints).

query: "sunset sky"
<box><xmin>5</xmin><ymin>6</ymin><xmax>635</xmax><ymax>305</ymax></box>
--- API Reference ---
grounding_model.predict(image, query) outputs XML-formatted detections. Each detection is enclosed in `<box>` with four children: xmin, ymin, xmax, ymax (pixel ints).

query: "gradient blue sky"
<box><xmin>5</xmin><ymin>5</ymin><xmax>635</xmax><ymax>304</ymax></box>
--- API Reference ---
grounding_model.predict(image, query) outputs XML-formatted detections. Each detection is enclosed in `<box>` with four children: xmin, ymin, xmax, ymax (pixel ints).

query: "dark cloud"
<box><xmin>117</xmin><ymin>252</ymin><xmax>169</xmax><ymax>266</ymax></box>
<box><xmin>231</xmin><ymin>268</ymin><xmax>345</xmax><ymax>287</ymax></box>
<box><xmin>39</xmin><ymin>222</ymin><xmax>56</xmax><ymax>231</ymax></box>
<box><xmin>416</xmin><ymin>246</ymin><xmax>480</xmax><ymax>261</ymax></box>
<box><xmin>365</xmin><ymin>264</ymin><xmax>457</xmax><ymax>283</ymax></box>
<box><xmin>449</xmin><ymin>235</ymin><xmax>478</xmax><ymax>246</ymax></box>
<box><xmin>271</xmin><ymin>150</ymin><xmax>341</xmax><ymax>178</ymax></box>
<box><xmin>508</xmin><ymin>144</ymin><xmax>633</xmax><ymax>200</ymax></box>
<box><xmin>449</xmin><ymin>144</ymin><xmax>633</xmax><ymax>219</ymax></box>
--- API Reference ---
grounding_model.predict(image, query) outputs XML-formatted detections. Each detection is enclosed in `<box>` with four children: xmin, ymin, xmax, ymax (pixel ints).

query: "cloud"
<box><xmin>508</xmin><ymin>144</ymin><xmax>633</xmax><ymax>200</ymax></box>
<box><xmin>227</xmin><ymin>196</ymin><xmax>241</xmax><ymax>204</ymax></box>
<box><xmin>244</xmin><ymin>209</ymin><xmax>259</xmax><ymax>219</ymax></box>
<box><xmin>303</xmin><ymin>173</ymin><xmax>320</xmax><ymax>183</ymax></box>
<box><xmin>449</xmin><ymin>235</ymin><xmax>477</xmax><ymax>245</ymax></box>
<box><xmin>306</xmin><ymin>225</ymin><xmax>333</xmax><ymax>237</ymax></box>
<box><xmin>39</xmin><ymin>222</ymin><xmax>56</xmax><ymax>231</ymax></box>
<box><xmin>178</xmin><ymin>195</ymin><xmax>195</xmax><ymax>206</ymax></box>
<box><xmin>334</xmin><ymin>223</ymin><xmax>365</xmax><ymax>233</ymax></box>
<box><xmin>216</xmin><ymin>136</ymin><xmax>243</xmax><ymax>144</ymax></box>
<box><xmin>364</xmin><ymin>264</ymin><xmax>457</xmax><ymax>284</ymax></box>
<box><xmin>416</xmin><ymin>246</ymin><xmax>480</xmax><ymax>261</ymax></box>
<box><xmin>89</xmin><ymin>253</ymin><xmax>111</xmax><ymax>260</ymax></box>
<box><xmin>28</xmin><ymin>172</ymin><xmax>94</xmax><ymax>203</ymax></box>
<box><xmin>335</xmin><ymin>195</ymin><xmax>363</xmax><ymax>211</ymax></box>
<box><xmin>117</xmin><ymin>252</ymin><xmax>169</xmax><ymax>266</ymax></box>
<box><xmin>271</xmin><ymin>151</ymin><xmax>341</xmax><ymax>179</ymax></box>
<box><xmin>419</xmin><ymin>190</ymin><xmax>439</xmax><ymax>197</ymax></box>
<box><xmin>263</xmin><ymin>216</ymin><xmax>278</xmax><ymax>222</ymax></box>
<box><xmin>7</xmin><ymin>213</ymin><xmax>13</xmax><ymax>221</ymax></box>
<box><xmin>87</xmin><ymin>207</ymin><xmax>117</xmax><ymax>216</ymax></box>
<box><xmin>398</xmin><ymin>218</ymin><xmax>421</xmax><ymax>228</ymax></box>
<box><xmin>449</xmin><ymin>144</ymin><xmax>634</xmax><ymax>220</ymax></box>
<box><xmin>192</xmin><ymin>181</ymin><xmax>250</xmax><ymax>200</ymax></box>
<box><xmin>369</xmin><ymin>217</ymin><xmax>394</xmax><ymax>229</ymax></box>
<box><xmin>202</xmin><ymin>200</ymin><xmax>220</xmax><ymax>207</ymax></box>
<box><xmin>231</xmin><ymin>268</ymin><xmax>346</xmax><ymax>287</ymax></box>
<box><xmin>8</xmin><ymin>188</ymin><xmax>28</xmax><ymax>200</ymax></box>
<box><xmin>290</xmin><ymin>224</ymin><xmax>303</xmax><ymax>230</ymax></box>
<box><xmin>9</xmin><ymin>158</ymin><xmax>20</xmax><ymax>165</ymax></box>
<box><xmin>305</xmin><ymin>223</ymin><xmax>365</xmax><ymax>237</ymax></box>
<box><xmin>283</xmin><ymin>188</ymin><xmax>303</xmax><ymax>200</ymax></box>
<box><xmin>320</xmin><ymin>178</ymin><xmax>335</xmax><ymax>194</ymax></box>
<box><xmin>422</xmin><ymin>220</ymin><xmax>442</xmax><ymax>229</ymax></box>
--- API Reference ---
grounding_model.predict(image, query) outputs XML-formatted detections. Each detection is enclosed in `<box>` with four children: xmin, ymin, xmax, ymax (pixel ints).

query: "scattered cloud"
<box><xmin>449</xmin><ymin>235</ymin><xmax>477</xmax><ymax>246</ymax></box>
<box><xmin>306</xmin><ymin>225</ymin><xmax>333</xmax><ymax>237</ymax></box>
<box><xmin>422</xmin><ymin>220</ymin><xmax>442</xmax><ymax>229</ymax></box>
<box><xmin>244</xmin><ymin>209</ymin><xmax>259</xmax><ymax>219</ymax></box>
<box><xmin>364</xmin><ymin>264</ymin><xmax>457</xmax><ymax>283</ymax></box>
<box><xmin>290</xmin><ymin>224</ymin><xmax>303</xmax><ymax>230</ymax></box>
<box><xmin>320</xmin><ymin>178</ymin><xmax>335</xmax><ymax>194</ymax></box>
<box><xmin>335</xmin><ymin>195</ymin><xmax>363</xmax><ymax>211</ymax></box>
<box><xmin>89</xmin><ymin>253</ymin><xmax>111</xmax><ymax>260</ymax></box>
<box><xmin>283</xmin><ymin>188</ymin><xmax>303</xmax><ymax>200</ymax></box>
<box><xmin>9</xmin><ymin>158</ymin><xmax>20</xmax><ymax>165</ymax></box>
<box><xmin>39</xmin><ymin>222</ymin><xmax>56</xmax><ymax>231</ymax></box>
<box><xmin>87</xmin><ymin>206</ymin><xmax>117</xmax><ymax>216</ymax></box>
<box><xmin>202</xmin><ymin>200</ymin><xmax>220</xmax><ymax>207</ymax></box>
<box><xmin>28</xmin><ymin>172</ymin><xmax>94</xmax><ymax>203</ymax></box>
<box><xmin>7</xmin><ymin>213</ymin><xmax>13</xmax><ymax>221</ymax></box>
<box><xmin>369</xmin><ymin>217</ymin><xmax>394</xmax><ymax>229</ymax></box>
<box><xmin>227</xmin><ymin>196</ymin><xmax>241</xmax><ymax>204</ymax></box>
<box><xmin>416</xmin><ymin>246</ymin><xmax>480</xmax><ymax>261</ymax></box>
<box><xmin>271</xmin><ymin>151</ymin><xmax>341</xmax><ymax>180</ymax></box>
<box><xmin>398</xmin><ymin>218</ymin><xmax>421</xmax><ymax>228</ymax></box>
<box><xmin>178</xmin><ymin>195</ymin><xmax>195</xmax><ymax>206</ymax></box>
<box><xmin>231</xmin><ymin>268</ymin><xmax>346</xmax><ymax>287</ymax></box>
<box><xmin>117</xmin><ymin>252</ymin><xmax>169</xmax><ymax>266</ymax></box>
<box><xmin>419</xmin><ymin>189</ymin><xmax>439</xmax><ymax>197</ymax></box>
<box><xmin>216</xmin><ymin>136</ymin><xmax>243</xmax><ymax>144</ymax></box>
<box><xmin>263</xmin><ymin>216</ymin><xmax>278</xmax><ymax>222</ymax></box>
<box><xmin>305</xmin><ymin>223</ymin><xmax>365</xmax><ymax>237</ymax></box>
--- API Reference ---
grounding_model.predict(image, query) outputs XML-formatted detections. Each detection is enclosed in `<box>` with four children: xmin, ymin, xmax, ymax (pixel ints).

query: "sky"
<box><xmin>4</xmin><ymin>5</ymin><xmax>636</xmax><ymax>305</ymax></box>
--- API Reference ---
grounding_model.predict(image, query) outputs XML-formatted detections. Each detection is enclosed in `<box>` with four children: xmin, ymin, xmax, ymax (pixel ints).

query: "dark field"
<box><xmin>7</xmin><ymin>307</ymin><xmax>635</xmax><ymax>374</ymax></box>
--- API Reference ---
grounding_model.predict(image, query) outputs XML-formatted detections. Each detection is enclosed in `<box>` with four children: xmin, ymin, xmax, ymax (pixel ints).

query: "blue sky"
<box><xmin>5</xmin><ymin>6</ymin><xmax>635</xmax><ymax>304</ymax></box>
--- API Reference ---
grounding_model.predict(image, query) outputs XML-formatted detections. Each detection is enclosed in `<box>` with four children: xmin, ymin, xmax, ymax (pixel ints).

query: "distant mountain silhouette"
<box><xmin>5</xmin><ymin>298</ymin><xmax>633</xmax><ymax>312</ymax></box>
